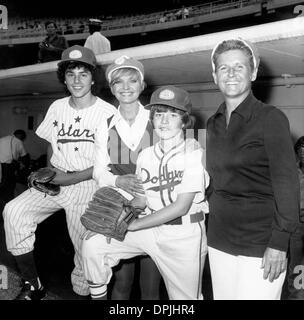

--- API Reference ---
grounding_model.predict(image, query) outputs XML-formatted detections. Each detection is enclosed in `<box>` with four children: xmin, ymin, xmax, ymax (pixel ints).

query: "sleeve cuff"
<box><xmin>267</xmin><ymin>229</ymin><xmax>291</xmax><ymax>252</ymax></box>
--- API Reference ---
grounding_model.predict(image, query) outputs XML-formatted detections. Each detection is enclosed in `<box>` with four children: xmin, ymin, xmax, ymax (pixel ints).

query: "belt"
<box><xmin>165</xmin><ymin>211</ymin><xmax>205</xmax><ymax>225</ymax></box>
<box><xmin>67</xmin><ymin>171</ymin><xmax>76</xmax><ymax>174</ymax></box>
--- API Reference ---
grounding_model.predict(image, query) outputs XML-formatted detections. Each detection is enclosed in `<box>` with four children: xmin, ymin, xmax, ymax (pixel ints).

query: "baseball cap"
<box><xmin>58</xmin><ymin>45</ymin><xmax>97</xmax><ymax>68</ymax></box>
<box><xmin>211</xmin><ymin>37</ymin><xmax>260</xmax><ymax>72</ymax></box>
<box><xmin>88</xmin><ymin>18</ymin><xmax>102</xmax><ymax>25</ymax></box>
<box><xmin>105</xmin><ymin>55</ymin><xmax>144</xmax><ymax>83</ymax></box>
<box><xmin>145</xmin><ymin>86</ymin><xmax>192</xmax><ymax>113</ymax></box>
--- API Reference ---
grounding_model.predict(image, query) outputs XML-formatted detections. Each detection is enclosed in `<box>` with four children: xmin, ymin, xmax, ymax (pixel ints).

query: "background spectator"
<box><xmin>84</xmin><ymin>18</ymin><xmax>111</xmax><ymax>55</ymax></box>
<box><xmin>0</xmin><ymin>129</ymin><xmax>29</xmax><ymax>203</ymax></box>
<box><xmin>38</xmin><ymin>20</ymin><xmax>68</xmax><ymax>63</ymax></box>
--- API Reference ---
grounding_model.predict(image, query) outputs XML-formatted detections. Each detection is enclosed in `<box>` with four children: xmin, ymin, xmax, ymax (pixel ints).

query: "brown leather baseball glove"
<box><xmin>27</xmin><ymin>167</ymin><xmax>60</xmax><ymax>196</ymax></box>
<box><xmin>81</xmin><ymin>187</ymin><xmax>145</xmax><ymax>242</ymax></box>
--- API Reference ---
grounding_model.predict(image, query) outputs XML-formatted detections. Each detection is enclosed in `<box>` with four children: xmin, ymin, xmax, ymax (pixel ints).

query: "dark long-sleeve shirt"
<box><xmin>206</xmin><ymin>92</ymin><xmax>299</xmax><ymax>257</ymax></box>
<box><xmin>38</xmin><ymin>34</ymin><xmax>68</xmax><ymax>62</ymax></box>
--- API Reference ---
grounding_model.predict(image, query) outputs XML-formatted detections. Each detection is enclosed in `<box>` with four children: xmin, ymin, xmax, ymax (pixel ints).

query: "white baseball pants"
<box><xmin>3</xmin><ymin>180</ymin><xmax>98</xmax><ymax>296</ymax></box>
<box><xmin>208</xmin><ymin>246</ymin><xmax>286</xmax><ymax>300</ymax></box>
<box><xmin>82</xmin><ymin>221</ymin><xmax>207</xmax><ymax>300</ymax></box>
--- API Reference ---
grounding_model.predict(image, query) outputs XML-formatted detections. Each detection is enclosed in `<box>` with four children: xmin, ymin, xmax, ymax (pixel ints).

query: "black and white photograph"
<box><xmin>0</xmin><ymin>0</ymin><xmax>304</xmax><ymax>305</ymax></box>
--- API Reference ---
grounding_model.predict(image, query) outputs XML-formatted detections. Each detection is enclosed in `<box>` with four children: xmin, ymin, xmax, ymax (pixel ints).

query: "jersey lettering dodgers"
<box><xmin>36</xmin><ymin>97</ymin><xmax>116</xmax><ymax>172</ymax></box>
<box><xmin>136</xmin><ymin>139</ymin><xmax>209</xmax><ymax>216</ymax></box>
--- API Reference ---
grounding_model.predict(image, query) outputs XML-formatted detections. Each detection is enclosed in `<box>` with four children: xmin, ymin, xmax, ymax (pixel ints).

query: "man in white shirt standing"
<box><xmin>84</xmin><ymin>18</ymin><xmax>111</xmax><ymax>56</ymax></box>
<box><xmin>0</xmin><ymin>129</ymin><xmax>28</xmax><ymax>202</ymax></box>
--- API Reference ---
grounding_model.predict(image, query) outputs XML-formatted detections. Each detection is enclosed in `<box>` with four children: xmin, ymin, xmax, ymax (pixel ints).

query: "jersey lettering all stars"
<box><xmin>36</xmin><ymin>97</ymin><xmax>116</xmax><ymax>171</ymax></box>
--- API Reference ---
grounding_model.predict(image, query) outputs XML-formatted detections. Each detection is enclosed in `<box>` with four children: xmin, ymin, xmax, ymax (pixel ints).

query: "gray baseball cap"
<box><xmin>145</xmin><ymin>85</ymin><xmax>192</xmax><ymax>113</ymax></box>
<box><xmin>58</xmin><ymin>45</ymin><xmax>97</xmax><ymax>68</ymax></box>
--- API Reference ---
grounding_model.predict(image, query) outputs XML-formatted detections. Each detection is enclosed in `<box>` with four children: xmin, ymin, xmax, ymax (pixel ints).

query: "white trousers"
<box><xmin>208</xmin><ymin>246</ymin><xmax>286</xmax><ymax>300</ymax></box>
<box><xmin>82</xmin><ymin>222</ymin><xmax>207</xmax><ymax>300</ymax></box>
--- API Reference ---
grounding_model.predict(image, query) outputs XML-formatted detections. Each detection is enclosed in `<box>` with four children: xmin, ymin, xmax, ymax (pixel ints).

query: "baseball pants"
<box><xmin>82</xmin><ymin>221</ymin><xmax>207</xmax><ymax>300</ymax></box>
<box><xmin>208</xmin><ymin>246</ymin><xmax>286</xmax><ymax>300</ymax></box>
<box><xmin>3</xmin><ymin>180</ymin><xmax>98</xmax><ymax>296</ymax></box>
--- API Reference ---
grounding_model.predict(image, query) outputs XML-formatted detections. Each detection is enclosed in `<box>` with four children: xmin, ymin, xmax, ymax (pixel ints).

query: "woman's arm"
<box><xmin>93</xmin><ymin>118</ymin><xmax>144</xmax><ymax>195</ymax></box>
<box><xmin>93</xmin><ymin>118</ymin><xmax>118</xmax><ymax>187</ymax></box>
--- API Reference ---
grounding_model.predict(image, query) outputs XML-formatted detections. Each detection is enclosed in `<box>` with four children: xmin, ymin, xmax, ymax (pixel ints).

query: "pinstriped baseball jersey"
<box><xmin>136</xmin><ymin>138</ymin><xmax>209</xmax><ymax>216</ymax></box>
<box><xmin>36</xmin><ymin>97</ymin><xmax>116</xmax><ymax>171</ymax></box>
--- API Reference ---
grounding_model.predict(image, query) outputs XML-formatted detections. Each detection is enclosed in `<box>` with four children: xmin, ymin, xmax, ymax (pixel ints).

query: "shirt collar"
<box><xmin>109</xmin><ymin>102</ymin><xmax>148</xmax><ymax>127</ymax></box>
<box><xmin>214</xmin><ymin>91</ymin><xmax>257</xmax><ymax>122</ymax></box>
<box><xmin>155</xmin><ymin>138</ymin><xmax>185</xmax><ymax>157</ymax></box>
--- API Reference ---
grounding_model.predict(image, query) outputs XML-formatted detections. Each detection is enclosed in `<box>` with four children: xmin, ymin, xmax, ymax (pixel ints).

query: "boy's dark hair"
<box><xmin>150</xmin><ymin>105</ymin><xmax>194</xmax><ymax>130</ymax></box>
<box><xmin>57</xmin><ymin>61</ymin><xmax>99</xmax><ymax>95</ymax></box>
<box><xmin>14</xmin><ymin>129</ymin><xmax>26</xmax><ymax>141</ymax></box>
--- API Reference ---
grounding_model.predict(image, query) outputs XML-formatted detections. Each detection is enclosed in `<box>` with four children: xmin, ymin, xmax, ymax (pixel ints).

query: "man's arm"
<box><xmin>264</xmin><ymin>109</ymin><xmax>299</xmax><ymax>248</ymax></box>
<box><xmin>262</xmin><ymin>108</ymin><xmax>300</xmax><ymax>281</ymax></box>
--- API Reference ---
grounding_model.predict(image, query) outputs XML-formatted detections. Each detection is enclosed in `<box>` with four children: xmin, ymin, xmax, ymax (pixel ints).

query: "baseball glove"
<box><xmin>80</xmin><ymin>187</ymin><xmax>145</xmax><ymax>242</ymax></box>
<box><xmin>27</xmin><ymin>167</ymin><xmax>60</xmax><ymax>196</ymax></box>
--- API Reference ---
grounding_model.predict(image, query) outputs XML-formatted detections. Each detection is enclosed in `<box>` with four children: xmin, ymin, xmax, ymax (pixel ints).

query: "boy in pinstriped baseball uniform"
<box><xmin>3</xmin><ymin>45</ymin><xmax>116</xmax><ymax>300</ymax></box>
<box><xmin>82</xmin><ymin>86</ymin><xmax>209</xmax><ymax>300</ymax></box>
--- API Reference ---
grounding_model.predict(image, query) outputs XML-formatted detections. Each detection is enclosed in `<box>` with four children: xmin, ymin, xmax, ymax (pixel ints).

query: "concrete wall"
<box><xmin>0</xmin><ymin>95</ymin><xmax>64</xmax><ymax>159</ymax></box>
<box><xmin>0</xmin><ymin>80</ymin><xmax>303</xmax><ymax>160</ymax></box>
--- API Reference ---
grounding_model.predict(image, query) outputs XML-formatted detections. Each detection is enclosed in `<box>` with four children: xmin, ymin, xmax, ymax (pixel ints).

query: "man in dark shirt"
<box><xmin>206</xmin><ymin>38</ymin><xmax>299</xmax><ymax>300</ymax></box>
<box><xmin>38</xmin><ymin>21</ymin><xmax>68</xmax><ymax>63</ymax></box>
<box><xmin>207</xmin><ymin>94</ymin><xmax>299</xmax><ymax>257</ymax></box>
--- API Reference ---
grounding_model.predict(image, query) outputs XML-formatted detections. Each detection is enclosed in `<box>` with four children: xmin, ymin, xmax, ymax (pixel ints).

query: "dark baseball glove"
<box><xmin>80</xmin><ymin>187</ymin><xmax>145</xmax><ymax>242</ymax></box>
<box><xmin>27</xmin><ymin>167</ymin><xmax>60</xmax><ymax>196</ymax></box>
